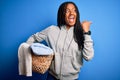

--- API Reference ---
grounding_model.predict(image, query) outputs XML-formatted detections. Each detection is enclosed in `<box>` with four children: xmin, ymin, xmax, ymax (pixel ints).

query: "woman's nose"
<box><xmin>70</xmin><ymin>10</ymin><xmax>76</xmax><ymax>14</ymax></box>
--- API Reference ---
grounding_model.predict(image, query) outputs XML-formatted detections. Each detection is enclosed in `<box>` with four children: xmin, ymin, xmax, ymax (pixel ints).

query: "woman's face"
<box><xmin>65</xmin><ymin>3</ymin><xmax>77</xmax><ymax>28</ymax></box>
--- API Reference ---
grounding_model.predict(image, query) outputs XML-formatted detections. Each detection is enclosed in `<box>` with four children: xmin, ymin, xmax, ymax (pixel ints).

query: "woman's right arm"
<box><xmin>26</xmin><ymin>35</ymin><xmax>36</xmax><ymax>45</ymax></box>
<box><xmin>26</xmin><ymin>26</ymin><xmax>52</xmax><ymax>45</ymax></box>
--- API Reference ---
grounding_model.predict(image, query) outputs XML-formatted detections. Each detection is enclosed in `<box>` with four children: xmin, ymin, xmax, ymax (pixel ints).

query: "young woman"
<box><xmin>19</xmin><ymin>1</ymin><xmax>94</xmax><ymax>80</ymax></box>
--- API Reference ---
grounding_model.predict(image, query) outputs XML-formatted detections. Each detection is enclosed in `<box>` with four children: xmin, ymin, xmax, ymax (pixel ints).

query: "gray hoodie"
<box><xmin>26</xmin><ymin>25</ymin><xmax>94</xmax><ymax>80</ymax></box>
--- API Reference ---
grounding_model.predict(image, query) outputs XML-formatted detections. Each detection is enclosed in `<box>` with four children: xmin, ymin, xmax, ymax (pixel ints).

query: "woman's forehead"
<box><xmin>66</xmin><ymin>3</ymin><xmax>76</xmax><ymax>9</ymax></box>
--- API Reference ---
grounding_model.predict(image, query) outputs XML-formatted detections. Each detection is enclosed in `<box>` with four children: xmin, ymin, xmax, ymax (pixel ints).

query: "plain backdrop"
<box><xmin>0</xmin><ymin>0</ymin><xmax>120</xmax><ymax>80</ymax></box>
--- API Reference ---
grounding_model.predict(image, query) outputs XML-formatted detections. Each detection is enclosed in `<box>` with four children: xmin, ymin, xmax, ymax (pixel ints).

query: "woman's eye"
<box><xmin>72</xmin><ymin>9</ymin><xmax>76</xmax><ymax>13</ymax></box>
<box><xmin>66</xmin><ymin>10</ymin><xmax>70</xmax><ymax>13</ymax></box>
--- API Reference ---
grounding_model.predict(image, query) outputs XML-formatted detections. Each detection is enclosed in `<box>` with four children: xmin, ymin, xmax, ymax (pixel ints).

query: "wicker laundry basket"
<box><xmin>32</xmin><ymin>53</ymin><xmax>53</xmax><ymax>74</ymax></box>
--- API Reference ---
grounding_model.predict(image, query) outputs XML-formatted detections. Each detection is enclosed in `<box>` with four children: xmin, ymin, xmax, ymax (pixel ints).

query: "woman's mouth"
<box><xmin>68</xmin><ymin>15</ymin><xmax>75</xmax><ymax>23</ymax></box>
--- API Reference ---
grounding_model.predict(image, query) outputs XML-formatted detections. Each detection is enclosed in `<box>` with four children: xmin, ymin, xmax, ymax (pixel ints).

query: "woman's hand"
<box><xmin>81</xmin><ymin>21</ymin><xmax>92</xmax><ymax>32</ymax></box>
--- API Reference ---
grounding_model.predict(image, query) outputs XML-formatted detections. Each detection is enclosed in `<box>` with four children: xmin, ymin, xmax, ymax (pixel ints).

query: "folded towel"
<box><xmin>30</xmin><ymin>43</ymin><xmax>53</xmax><ymax>55</ymax></box>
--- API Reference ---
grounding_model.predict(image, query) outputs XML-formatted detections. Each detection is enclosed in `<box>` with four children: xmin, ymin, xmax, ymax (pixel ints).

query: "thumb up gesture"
<box><xmin>81</xmin><ymin>21</ymin><xmax>92</xmax><ymax>32</ymax></box>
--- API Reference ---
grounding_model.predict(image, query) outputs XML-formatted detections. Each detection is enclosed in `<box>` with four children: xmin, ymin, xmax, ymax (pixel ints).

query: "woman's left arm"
<box><xmin>81</xmin><ymin>21</ymin><xmax>94</xmax><ymax>61</ymax></box>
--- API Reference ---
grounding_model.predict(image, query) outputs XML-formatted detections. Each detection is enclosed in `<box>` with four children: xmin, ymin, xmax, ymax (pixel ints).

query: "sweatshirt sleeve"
<box><xmin>26</xmin><ymin>26</ymin><xmax>52</xmax><ymax>45</ymax></box>
<box><xmin>82</xmin><ymin>35</ymin><xmax>94</xmax><ymax>61</ymax></box>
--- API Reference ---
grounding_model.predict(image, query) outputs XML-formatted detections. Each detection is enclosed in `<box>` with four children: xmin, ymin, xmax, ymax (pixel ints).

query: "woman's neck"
<box><xmin>66</xmin><ymin>25</ymin><xmax>73</xmax><ymax>30</ymax></box>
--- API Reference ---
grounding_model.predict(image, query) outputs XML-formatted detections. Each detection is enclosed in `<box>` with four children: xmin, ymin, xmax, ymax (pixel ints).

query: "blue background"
<box><xmin>0</xmin><ymin>0</ymin><xmax>120</xmax><ymax>80</ymax></box>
